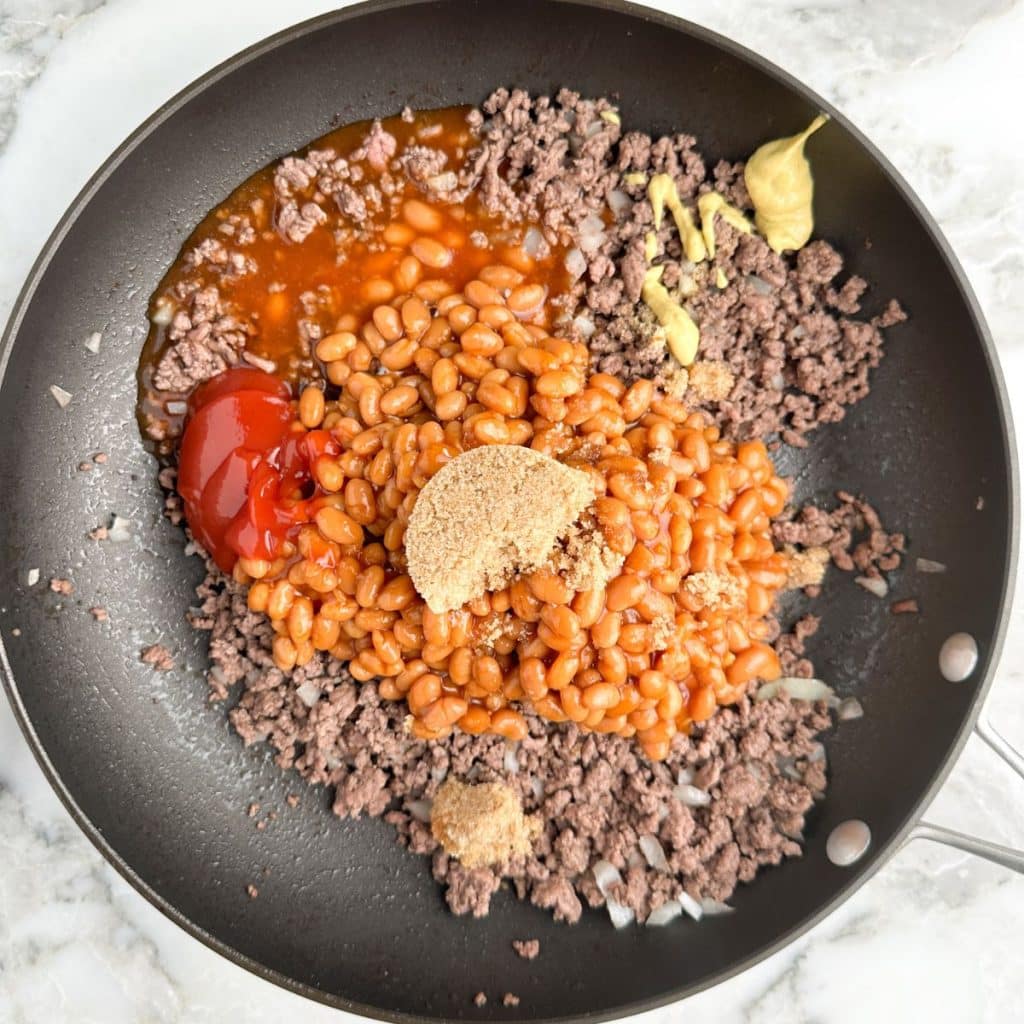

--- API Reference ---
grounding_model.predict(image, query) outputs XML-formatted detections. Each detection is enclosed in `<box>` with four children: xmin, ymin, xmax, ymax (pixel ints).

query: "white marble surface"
<box><xmin>1</xmin><ymin>0</ymin><xmax>1023</xmax><ymax>1020</ymax></box>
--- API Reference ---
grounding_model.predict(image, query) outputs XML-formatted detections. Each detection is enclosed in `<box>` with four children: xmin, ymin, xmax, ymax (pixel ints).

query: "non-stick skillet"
<box><xmin>1</xmin><ymin>1</ymin><xmax>1020</xmax><ymax>1020</ymax></box>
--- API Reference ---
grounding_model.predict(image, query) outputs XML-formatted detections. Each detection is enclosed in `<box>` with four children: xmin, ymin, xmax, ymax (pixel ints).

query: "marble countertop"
<box><xmin>2</xmin><ymin>0</ymin><xmax>1023</xmax><ymax>1020</ymax></box>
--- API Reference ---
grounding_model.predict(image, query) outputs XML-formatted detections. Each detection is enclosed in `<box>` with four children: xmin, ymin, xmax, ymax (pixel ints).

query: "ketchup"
<box><xmin>176</xmin><ymin>368</ymin><xmax>335</xmax><ymax>572</ymax></box>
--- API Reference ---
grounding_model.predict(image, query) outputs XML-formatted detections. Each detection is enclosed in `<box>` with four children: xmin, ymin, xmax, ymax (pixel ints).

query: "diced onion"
<box><xmin>606</xmin><ymin>898</ymin><xmax>635</xmax><ymax>929</ymax></box>
<box><xmin>503</xmin><ymin>746</ymin><xmax>520</xmax><ymax>775</ymax></box>
<box><xmin>700</xmin><ymin>897</ymin><xmax>734</xmax><ymax>916</ymax></box>
<box><xmin>646</xmin><ymin>900</ymin><xmax>682</xmax><ymax>927</ymax></box>
<box><xmin>295</xmin><ymin>682</ymin><xmax>321</xmax><ymax>707</ymax></box>
<box><xmin>607</xmin><ymin>189</ymin><xmax>631</xmax><ymax>218</ymax></box>
<box><xmin>26</xmin><ymin>568</ymin><xmax>39</xmax><ymax>587</ymax></box>
<box><xmin>529</xmin><ymin>776</ymin><xmax>545</xmax><ymax>801</ymax></box>
<box><xmin>151</xmin><ymin>302</ymin><xmax>174</xmax><ymax>326</ymax></box>
<box><xmin>573</xmin><ymin>314</ymin><xmax>596</xmax><ymax>339</ymax></box>
<box><xmin>838</xmin><ymin>697</ymin><xmax>864</xmax><ymax>720</ymax></box>
<box><xmin>592</xmin><ymin>859</ymin><xmax>622</xmax><ymax>899</ymax></box>
<box><xmin>639</xmin><ymin>834</ymin><xmax>669</xmax><ymax>871</ymax></box>
<box><xmin>676</xmin><ymin>767</ymin><xmax>694</xmax><ymax>786</ymax></box>
<box><xmin>673</xmin><ymin>784</ymin><xmax>711</xmax><ymax>808</ymax></box>
<box><xmin>165</xmin><ymin>400</ymin><xmax>188</xmax><ymax>415</ymax></box>
<box><xmin>855</xmin><ymin>575</ymin><xmax>889</xmax><ymax>598</ymax></box>
<box><xmin>407</xmin><ymin>799</ymin><xmax>432</xmax><ymax>823</ymax></box>
<box><xmin>916</xmin><ymin>557</ymin><xmax>947</xmax><ymax>574</ymax></box>
<box><xmin>577</xmin><ymin>213</ymin><xmax>606</xmax><ymax>254</ymax></box>
<box><xmin>755</xmin><ymin>677</ymin><xmax>835</xmax><ymax>703</ymax></box>
<box><xmin>678</xmin><ymin>891</ymin><xmax>703</xmax><ymax>921</ymax></box>
<box><xmin>108</xmin><ymin>516</ymin><xmax>132</xmax><ymax>543</ymax></box>
<box><xmin>564</xmin><ymin>248</ymin><xmax>587</xmax><ymax>280</ymax></box>
<box><xmin>242</xmin><ymin>351</ymin><xmax>276</xmax><ymax>374</ymax></box>
<box><xmin>49</xmin><ymin>385</ymin><xmax>72</xmax><ymax>408</ymax></box>
<box><xmin>431</xmin><ymin>762</ymin><xmax>448</xmax><ymax>782</ymax></box>
<box><xmin>522</xmin><ymin>226</ymin><xmax>545</xmax><ymax>258</ymax></box>
<box><xmin>84</xmin><ymin>331</ymin><xmax>103</xmax><ymax>353</ymax></box>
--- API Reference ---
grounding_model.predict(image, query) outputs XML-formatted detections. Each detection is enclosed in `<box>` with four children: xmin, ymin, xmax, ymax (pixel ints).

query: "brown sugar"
<box><xmin>784</xmin><ymin>545</ymin><xmax>829</xmax><ymax>589</ymax></box>
<box><xmin>406</xmin><ymin>445</ymin><xmax>594</xmax><ymax>613</ymax></box>
<box><xmin>682</xmin><ymin>570</ymin><xmax>745</xmax><ymax>612</ymax></box>
<box><xmin>687</xmin><ymin>360</ymin><xmax>735</xmax><ymax>402</ymax></box>
<box><xmin>552</xmin><ymin>519</ymin><xmax>625</xmax><ymax>593</ymax></box>
<box><xmin>431</xmin><ymin>779</ymin><xmax>541</xmax><ymax>868</ymax></box>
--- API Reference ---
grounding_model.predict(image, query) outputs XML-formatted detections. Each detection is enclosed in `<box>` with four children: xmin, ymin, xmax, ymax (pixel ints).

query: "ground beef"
<box><xmin>470</xmin><ymin>88</ymin><xmax>906</xmax><ymax>444</ymax></box>
<box><xmin>140</xmin><ymin>643</ymin><xmax>174</xmax><ymax>672</ymax></box>
<box><xmin>192</xmin><ymin>564</ymin><xmax>831</xmax><ymax>926</ymax></box>
<box><xmin>773</xmin><ymin>490</ymin><xmax>905</xmax><ymax>577</ymax></box>
<box><xmin>151</xmin><ymin>284</ymin><xmax>252</xmax><ymax>394</ymax></box>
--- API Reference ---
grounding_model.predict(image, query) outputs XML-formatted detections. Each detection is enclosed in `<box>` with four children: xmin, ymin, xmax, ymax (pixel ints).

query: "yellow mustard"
<box><xmin>744</xmin><ymin>114</ymin><xmax>828</xmax><ymax>253</ymax></box>
<box><xmin>641</xmin><ymin>265</ymin><xmax>699</xmax><ymax>366</ymax></box>
<box><xmin>697</xmin><ymin>192</ymin><xmax>754</xmax><ymax>258</ymax></box>
<box><xmin>647</xmin><ymin>173</ymin><xmax>707</xmax><ymax>263</ymax></box>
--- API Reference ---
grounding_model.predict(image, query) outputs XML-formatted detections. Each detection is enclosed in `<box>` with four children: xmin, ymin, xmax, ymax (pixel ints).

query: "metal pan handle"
<box><xmin>907</xmin><ymin>719</ymin><xmax>1024</xmax><ymax>875</ymax></box>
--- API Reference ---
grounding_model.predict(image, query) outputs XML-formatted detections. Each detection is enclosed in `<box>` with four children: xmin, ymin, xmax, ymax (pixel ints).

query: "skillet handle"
<box><xmin>909</xmin><ymin>718</ymin><xmax>1024</xmax><ymax>876</ymax></box>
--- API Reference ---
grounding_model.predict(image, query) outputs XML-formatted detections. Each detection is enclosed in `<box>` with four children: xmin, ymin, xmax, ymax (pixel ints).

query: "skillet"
<box><xmin>1</xmin><ymin>1</ymin><xmax>1021</xmax><ymax>1020</ymax></box>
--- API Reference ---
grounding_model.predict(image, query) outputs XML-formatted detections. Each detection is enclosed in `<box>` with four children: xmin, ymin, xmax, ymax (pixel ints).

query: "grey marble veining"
<box><xmin>1</xmin><ymin>1</ymin><xmax>1023</xmax><ymax>1021</ymax></box>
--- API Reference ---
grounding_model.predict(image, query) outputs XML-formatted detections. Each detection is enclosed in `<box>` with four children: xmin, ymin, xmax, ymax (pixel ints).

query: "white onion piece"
<box><xmin>324</xmin><ymin>753</ymin><xmax>342</xmax><ymax>770</ymax></box>
<box><xmin>295</xmin><ymin>682</ymin><xmax>321</xmax><ymax>707</ymax></box>
<box><xmin>676</xmin><ymin>767</ymin><xmax>694</xmax><ymax>786</ymax></box>
<box><xmin>755</xmin><ymin>677</ymin><xmax>834</xmax><ymax>703</ymax></box>
<box><xmin>807</xmin><ymin>742</ymin><xmax>827</xmax><ymax>765</ymax></box>
<box><xmin>607</xmin><ymin>189</ymin><xmax>631</xmax><ymax>218</ymax></box>
<box><xmin>700</xmin><ymin>897</ymin><xmax>734</xmax><ymax>916</ymax></box>
<box><xmin>645</xmin><ymin>900</ymin><xmax>682</xmax><ymax>927</ymax></box>
<box><xmin>744</xmin><ymin>274</ymin><xmax>774</xmax><ymax>296</ymax></box>
<box><xmin>242</xmin><ymin>351</ymin><xmax>276</xmax><ymax>374</ymax></box>
<box><xmin>407</xmin><ymin>799</ymin><xmax>432</xmax><ymax>823</ymax></box>
<box><xmin>26</xmin><ymin>568</ymin><xmax>39</xmax><ymax>587</ymax></box>
<box><xmin>585</xmin><ymin>120</ymin><xmax>603</xmax><ymax>139</ymax></box>
<box><xmin>165</xmin><ymin>400</ymin><xmax>188</xmax><ymax>416</ymax></box>
<box><xmin>592</xmin><ymin>859</ymin><xmax>623</xmax><ymax>899</ymax></box>
<box><xmin>673</xmin><ymin>784</ymin><xmax>711</xmax><ymax>808</ymax></box>
<box><xmin>573</xmin><ymin>314</ymin><xmax>596</xmax><ymax>339</ymax></box>
<box><xmin>777</xmin><ymin>756</ymin><xmax>802</xmax><ymax>781</ymax></box>
<box><xmin>522</xmin><ymin>226</ymin><xmax>545</xmax><ymax>258</ymax></box>
<box><xmin>427</xmin><ymin>172</ymin><xmax>458</xmax><ymax>193</ymax></box>
<box><xmin>84</xmin><ymin>331</ymin><xmax>103</xmax><ymax>353</ymax></box>
<box><xmin>431</xmin><ymin>762</ymin><xmax>448</xmax><ymax>782</ymax></box>
<box><xmin>626</xmin><ymin>849</ymin><xmax>645</xmax><ymax>869</ymax></box>
<box><xmin>503</xmin><ymin>746</ymin><xmax>520</xmax><ymax>775</ymax></box>
<box><xmin>151</xmin><ymin>302</ymin><xmax>174</xmax><ymax>326</ymax></box>
<box><xmin>639</xmin><ymin>834</ymin><xmax>669</xmax><ymax>871</ymax></box>
<box><xmin>854</xmin><ymin>575</ymin><xmax>889</xmax><ymax>598</ymax></box>
<box><xmin>108</xmin><ymin>516</ymin><xmax>132</xmax><ymax>543</ymax></box>
<box><xmin>49</xmin><ymin>384</ymin><xmax>72</xmax><ymax>408</ymax></box>
<box><xmin>606</xmin><ymin>898</ymin><xmax>635</xmax><ymax>929</ymax></box>
<box><xmin>678</xmin><ymin>891</ymin><xmax>703</xmax><ymax>921</ymax></box>
<box><xmin>529</xmin><ymin>776</ymin><xmax>545</xmax><ymax>801</ymax></box>
<box><xmin>838</xmin><ymin>697</ymin><xmax>864</xmax><ymax>720</ymax></box>
<box><xmin>577</xmin><ymin>213</ymin><xmax>606</xmax><ymax>254</ymax></box>
<box><xmin>564</xmin><ymin>248</ymin><xmax>586</xmax><ymax>280</ymax></box>
<box><xmin>916</xmin><ymin>557</ymin><xmax>947</xmax><ymax>573</ymax></box>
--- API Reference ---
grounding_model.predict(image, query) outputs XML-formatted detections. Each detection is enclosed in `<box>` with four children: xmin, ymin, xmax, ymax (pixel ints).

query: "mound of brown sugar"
<box><xmin>431</xmin><ymin>779</ymin><xmax>541</xmax><ymax>868</ymax></box>
<box><xmin>406</xmin><ymin>445</ymin><xmax>594</xmax><ymax>612</ymax></box>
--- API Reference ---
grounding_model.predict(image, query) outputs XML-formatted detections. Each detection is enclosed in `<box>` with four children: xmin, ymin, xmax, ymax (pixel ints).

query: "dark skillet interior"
<box><xmin>0</xmin><ymin>1</ymin><xmax>1013</xmax><ymax>1021</ymax></box>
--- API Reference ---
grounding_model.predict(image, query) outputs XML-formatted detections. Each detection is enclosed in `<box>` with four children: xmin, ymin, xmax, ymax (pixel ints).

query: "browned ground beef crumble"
<box><xmin>146</xmin><ymin>87</ymin><xmax>912</xmax><ymax>924</ymax></box>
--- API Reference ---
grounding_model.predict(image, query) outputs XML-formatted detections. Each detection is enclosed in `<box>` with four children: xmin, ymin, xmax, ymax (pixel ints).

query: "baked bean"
<box><xmin>298</xmin><ymin>385</ymin><xmax>326</xmax><ymax>428</ymax></box>
<box><xmin>411</xmin><ymin>237</ymin><xmax>453</xmax><ymax>269</ymax></box>
<box><xmin>461</xmin><ymin>322</ymin><xmax>504</xmax><ymax>356</ymax></box>
<box><xmin>380</xmin><ymin>337</ymin><xmax>418</xmax><ymax>370</ymax></box>
<box><xmin>362</xmin><ymin>278</ymin><xmax>395</xmax><ymax>304</ymax></box>
<box><xmin>316</xmin><ymin>331</ymin><xmax>357</xmax><ymax>362</ymax></box>
<box><xmin>380</xmin><ymin>384</ymin><xmax>420</xmax><ymax>416</ymax></box>
<box><xmin>403</xmin><ymin>198</ymin><xmax>443</xmax><ymax>233</ymax></box>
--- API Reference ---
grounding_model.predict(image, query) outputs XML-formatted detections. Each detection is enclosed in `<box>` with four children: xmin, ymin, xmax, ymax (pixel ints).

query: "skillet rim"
<box><xmin>0</xmin><ymin>0</ymin><xmax>1017</xmax><ymax>1020</ymax></box>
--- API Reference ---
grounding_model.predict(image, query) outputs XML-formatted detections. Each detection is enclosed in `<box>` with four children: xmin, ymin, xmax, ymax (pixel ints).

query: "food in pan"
<box><xmin>138</xmin><ymin>89</ymin><xmax>906</xmax><ymax>926</ymax></box>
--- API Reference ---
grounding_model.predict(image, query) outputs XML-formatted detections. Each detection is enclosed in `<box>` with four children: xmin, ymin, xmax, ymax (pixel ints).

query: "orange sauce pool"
<box><xmin>137</xmin><ymin>105</ymin><xmax>569</xmax><ymax>445</ymax></box>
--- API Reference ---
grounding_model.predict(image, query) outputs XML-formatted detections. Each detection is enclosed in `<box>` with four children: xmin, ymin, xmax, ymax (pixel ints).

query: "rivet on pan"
<box><xmin>826</xmin><ymin>819</ymin><xmax>871</xmax><ymax>867</ymax></box>
<box><xmin>939</xmin><ymin>632</ymin><xmax>978</xmax><ymax>683</ymax></box>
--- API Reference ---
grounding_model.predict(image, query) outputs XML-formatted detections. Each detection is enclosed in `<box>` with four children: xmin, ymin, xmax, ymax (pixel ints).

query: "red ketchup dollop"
<box><xmin>177</xmin><ymin>368</ymin><xmax>335</xmax><ymax>572</ymax></box>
